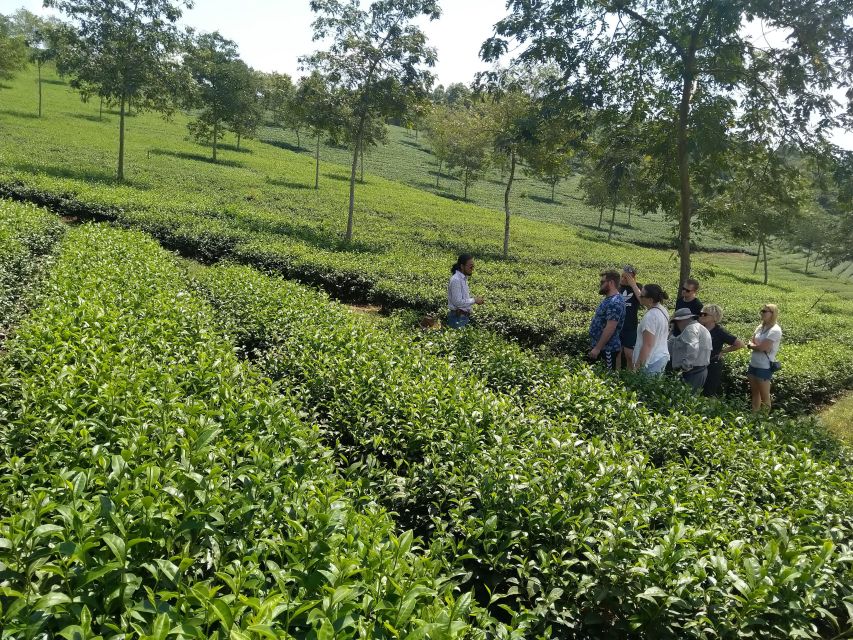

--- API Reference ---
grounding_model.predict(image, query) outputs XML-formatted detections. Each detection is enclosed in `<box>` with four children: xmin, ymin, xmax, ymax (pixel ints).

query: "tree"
<box><xmin>0</xmin><ymin>14</ymin><xmax>28</xmax><ymax>82</ymax></box>
<box><xmin>484</xmin><ymin>0</ymin><xmax>853</xmax><ymax>286</ymax></box>
<box><xmin>9</xmin><ymin>10</ymin><xmax>63</xmax><ymax>117</ymax></box>
<box><xmin>444</xmin><ymin>105</ymin><xmax>492</xmax><ymax>200</ymax></box>
<box><xmin>423</xmin><ymin>104</ymin><xmax>453</xmax><ymax>187</ymax></box>
<box><xmin>296</xmin><ymin>71</ymin><xmax>343</xmax><ymax>189</ymax></box>
<box><xmin>525</xmin><ymin>112</ymin><xmax>579</xmax><ymax>202</ymax></box>
<box><xmin>227</xmin><ymin>66</ymin><xmax>263</xmax><ymax>150</ymax></box>
<box><xmin>302</xmin><ymin>0</ymin><xmax>440</xmax><ymax>242</ymax></box>
<box><xmin>486</xmin><ymin>89</ymin><xmax>537</xmax><ymax>257</ymax></box>
<box><xmin>46</xmin><ymin>0</ymin><xmax>189</xmax><ymax>180</ymax></box>
<box><xmin>183</xmin><ymin>32</ymin><xmax>248</xmax><ymax>161</ymax></box>
<box><xmin>707</xmin><ymin>144</ymin><xmax>809</xmax><ymax>284</ymax></box>
<box><xmin>261</xmin><ymin>71</ymin><xmax>294</xmax><ymax>126</ymax></box>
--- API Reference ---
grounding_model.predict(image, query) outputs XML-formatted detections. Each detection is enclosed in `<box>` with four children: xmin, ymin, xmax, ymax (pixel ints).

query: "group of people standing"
<box><xmin>447</xmin><ymin>255</ymin><xmax>783</xmax><ymax>412</ymax></box>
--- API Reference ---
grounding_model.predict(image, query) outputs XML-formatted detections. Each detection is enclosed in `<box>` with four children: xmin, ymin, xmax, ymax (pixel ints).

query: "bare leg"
<box><xmin>748</xmin><ymin>375</ymin><xmax>762</xmax><ymax>412</ymax></box>
<box><xmin>622</xmin><ymin>347</ymin><xmax>634</xmax><ymax>371</ymax></box>
<box><xmin>757</xmin><ymin>379</ymin><xmax>772</xmax><ymax>411</ymax></box>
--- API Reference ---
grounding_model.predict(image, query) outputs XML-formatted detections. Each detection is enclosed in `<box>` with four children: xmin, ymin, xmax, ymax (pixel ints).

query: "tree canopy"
<box><xmin>301</xmin><ymin>0</ymin><xmax>441</xmax><ymax>241</ymax></box>
<box><xmin>483</xmin><ymin>0</ymin><xmax>853</xmax><ymax>285</ymax></box>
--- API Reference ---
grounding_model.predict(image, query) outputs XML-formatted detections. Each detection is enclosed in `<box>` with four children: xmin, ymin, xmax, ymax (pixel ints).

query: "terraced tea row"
<box><xmin>0</xmin><ymin>200</ymin><xmax>64</xmax><ymax>333</ymax></box>
<box><xmin>191</xmin><ymin>262</ymin><xmax>853</xmax><ymax>638</ymax></box>
<box><xmin>0</xmin><ymin>224</ymin><xmax>508</xmax><ymax>638</ymax></box>
<box><xmin>1</xmin><ymin>69</ymin><xmax>852</xmax><ymax>412</ymax></box>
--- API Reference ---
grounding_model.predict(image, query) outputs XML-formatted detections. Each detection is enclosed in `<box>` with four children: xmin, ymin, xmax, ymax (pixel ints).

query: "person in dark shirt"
<box><xmin>619</xmin><ymin>265</ymin><xmax>642</xmax><ymax>370</ymax></box>
<box><xmin>588</xmin><ymin>270</ymin><xmax>626</xmax><ymax>370</ymax></box>
<box><xmin>698</xmin><ymin>303</ymin><xmax>745</xmax><ymax>397</ymax></box>
<box><xmin>673</xmin><ymin>278</ymin><xmax>702</xmax><ymax>336</ymax></box>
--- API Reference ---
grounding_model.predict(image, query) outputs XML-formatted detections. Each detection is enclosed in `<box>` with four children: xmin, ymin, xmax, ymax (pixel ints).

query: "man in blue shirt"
<box><xmin>588</xmin><ymin>270</ymin><xmax>626</xmax><ymax>370</ymax></box>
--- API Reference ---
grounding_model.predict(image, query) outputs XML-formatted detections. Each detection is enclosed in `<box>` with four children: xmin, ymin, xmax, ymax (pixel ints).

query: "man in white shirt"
<box><xmin>447</xmin><ymin>253</ymin><xmax>484</xmax><ymax>329</ymax></box>
<box><xmin>668</xmin><ymin>307</ymin><xmax>712</xmax><ymax>393</ymax></box>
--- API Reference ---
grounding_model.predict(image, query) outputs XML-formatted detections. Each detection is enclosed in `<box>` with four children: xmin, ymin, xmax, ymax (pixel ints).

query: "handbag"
<box><xmin>765</xmin><ymin>352</ymin><xmax>781</xmax><ymax>372</ymax></box>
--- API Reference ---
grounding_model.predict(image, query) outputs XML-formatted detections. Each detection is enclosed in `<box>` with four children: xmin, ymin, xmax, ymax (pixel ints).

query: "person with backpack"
<box><xmin>747</xmin><ymin>303</ymin><xmax>783</xmax><ymax>411</ymax></box>
<box><xmin>631</xmin><ymin>284</ymin><xmax>670</xmax><ymax>375</ymax></box>
<box><xmin>447</xmin><ymin>253</ymin><xmax>484</xmax><ymax>329</ymax></box>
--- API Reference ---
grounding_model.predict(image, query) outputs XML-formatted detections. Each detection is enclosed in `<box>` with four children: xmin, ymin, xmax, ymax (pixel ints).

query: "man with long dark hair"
<box><xmin>447</xmin><ymin>253</ymin><xmax>484</xmax><ymax>329</ymax></box>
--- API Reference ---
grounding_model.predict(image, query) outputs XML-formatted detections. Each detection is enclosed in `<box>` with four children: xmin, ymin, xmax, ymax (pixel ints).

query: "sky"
<box><xmin>1</xmin><ymin>0</ymin><xmax>851</xmax><ymax>149</ymax></box>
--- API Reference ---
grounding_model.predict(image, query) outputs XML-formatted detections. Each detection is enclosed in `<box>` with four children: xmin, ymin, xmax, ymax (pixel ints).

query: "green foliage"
<box><xmin>0</xmin><ymin>222</ymin><xmax>507</xmax><ymax>638</ymax></box>
<box><xmin>302</xmin><ymin>0</ymin><xmax>441</xmax><ymax>240</ymax></box>
<box><xmin>0</xmin><ymin>200</ymin><xmax>64</xmax><ymax>332</ymax></box>
<box><xmin>191</xmin><ymin>261</ymin><xmax>853</xmax><ymax>638</ymax></box>
<box><xmin>0</xmin><ymin>13</ymin><xmax>28</xmax><ymax>81</ymax></box>
<box><xmin>0</xmin><ymin>67</ymin><xmax>851</xmax><ymax>412</ymax></box>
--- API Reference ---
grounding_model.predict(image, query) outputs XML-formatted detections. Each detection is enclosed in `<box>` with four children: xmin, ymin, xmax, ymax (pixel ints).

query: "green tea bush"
<box><xmin>0</xmin><ymin>199</ymin><xmax>64</xmax><ymax>332</ymax></box>
<box><xmin>0</xmin><ymin>225</ymin><xmax>509</xmax><ymax>639</ymax></box>
<box><xmin>192</xmin><ymin>262</ymin><xmax>853</xmax><ymax>639</ymax></box>
<box><xmin>1</xmin><ymin>68</ymin><xmax>851</xmax><ymax>412</ymax></box>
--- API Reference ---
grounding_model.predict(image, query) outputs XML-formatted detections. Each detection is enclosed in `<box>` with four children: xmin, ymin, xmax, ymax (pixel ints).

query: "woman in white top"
<box><xmin>632</xmin><ymin>284</ymin><xmax>671</xmax><ymax>375</ymax></box>
<box><xmin>747</xmin><ymin>303</ymin><xmax>782</xmax><ymax>412</ymax></box>
<box><xmin>447</xmin><ymin>253</ymin><xmax>484</xmax><ymax>329</ymax></box>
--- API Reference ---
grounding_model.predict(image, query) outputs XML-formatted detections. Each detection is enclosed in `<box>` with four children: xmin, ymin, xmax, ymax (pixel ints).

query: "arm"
<box><xmin>721</xmin><ymin>338</ymin><xmax>745</xmax><ymax>354</ymax></box>
<box><xmin>625</xmin><ymin>273</ymin><xmax>642</xmax><ymax>300</ymax></box>
<box><xmin>634</xmin><ymin>330</ymin><xmax>655</xmax><ymax>370</ymax></box>
<box><xmin>590</xmin><ymin>319</ymin><xmax>618</xmax><ymax>358</ymax></box>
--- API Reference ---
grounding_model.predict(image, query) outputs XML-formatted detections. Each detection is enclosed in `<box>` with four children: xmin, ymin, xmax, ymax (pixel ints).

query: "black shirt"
<box><xmin>673</xmin><ymin>296</ymin><xmax>703</xmax><ymax>335</ymax></box>
<box><xmin>620</xmin><ymin>283</ymin><xmax>642</xmax><ymax>333</ymax></box>
<box><xmin>709</xmin><ymin>324</ymin><xmax>737</xmax><ymax>361</ymax></box>
<box><xmin>676</xmin><ymin>296</ymin><xmax>703</xmax><ymax>317</ymax></box>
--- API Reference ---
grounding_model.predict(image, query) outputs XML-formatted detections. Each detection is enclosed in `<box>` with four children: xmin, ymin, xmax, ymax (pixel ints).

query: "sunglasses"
<box><xmin>699</xmin><ymin>312</ymin><xmax>710</xmax><ymax>316</ymax></box>
<box><xmin>761</xmin><ymin>309</ymin><xmax>771</xmax><ymax>313</ymax></box>
<box><xmin>681</xmin><ymin>287</ymin><xmax>695</xmax><ymax>293</ymax></box>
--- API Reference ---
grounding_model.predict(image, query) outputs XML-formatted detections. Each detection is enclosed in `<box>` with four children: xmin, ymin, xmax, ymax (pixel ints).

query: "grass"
<box><xmin>2</xmin><ymin>64</ymin><xmax>853</xmax><ymax>413</ymax></box>
<box><xmin>821</xmin><ymin>392</ymin><xmax>853</xmax><ymax>442</ymax></box>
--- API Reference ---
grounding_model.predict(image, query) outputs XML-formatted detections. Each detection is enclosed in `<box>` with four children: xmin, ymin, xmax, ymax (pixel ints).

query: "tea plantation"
<box><xmin>1</xmin><ymin>199</ymin><xmax>852</xmax><ymax>638</ymax></box>
<box><xmin>1</xmin><ymin>68</ymin><xmax>853</xmax><ymax>413</ymax></box>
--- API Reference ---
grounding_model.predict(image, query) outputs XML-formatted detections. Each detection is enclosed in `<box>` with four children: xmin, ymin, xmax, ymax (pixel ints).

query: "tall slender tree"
<box><xmin>46</xmin><ymin>0</ymin><xmax>190</xmax><ymax>180</ymax></box>
<box><xmin>302</xmin><ymin>0</ymin><xmax>440</xmax><ymax>242</ymax></box>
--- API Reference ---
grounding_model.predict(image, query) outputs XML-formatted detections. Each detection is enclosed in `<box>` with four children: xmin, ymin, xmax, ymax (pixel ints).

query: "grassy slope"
<box><xmin>2</xmin><ymin>66</ymin><xmax>853</xmax><ymax>411</ymax></box>
<box><xmin>821</xmin><ymin>393</ymin><xmax>853</xmax><ymax>443</ymax></box>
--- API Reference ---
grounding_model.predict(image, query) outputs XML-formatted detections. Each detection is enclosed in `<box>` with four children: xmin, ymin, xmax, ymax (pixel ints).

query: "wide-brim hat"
<box><xmin>671</xmin><ymin>308</ymin><xmax>696</xmax><ymax>322</ymax></box>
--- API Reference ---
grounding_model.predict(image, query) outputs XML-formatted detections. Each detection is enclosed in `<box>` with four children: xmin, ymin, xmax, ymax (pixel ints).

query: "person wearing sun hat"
<box><xmin>668</xmin><ymin>307</ymin><xmax>712</xmax><ymax>392</ymax></box>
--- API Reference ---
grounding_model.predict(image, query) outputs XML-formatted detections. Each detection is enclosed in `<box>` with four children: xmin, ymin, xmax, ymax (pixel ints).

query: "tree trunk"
<box><xmin>37</xmin><ymin>61</ymin><xmax>42</xmax><ymax>118</ymax></box>
<box><xmin>237</xmin><ymin>132</ymin><xmax>241</xmax><ymax>150</ymax></box>
<box><xmin>360</xmin><ymin>141</ymin><xmax>364</xmax><ymax>183</ymax></box>
<box><xmin>436</xmin><ymin>159</ymin><xmax>441</xmax><ymax>188</ymax></box>
<box><xmin>598</xmin><ymin>204</ymin><xmax>605</xmax><ymax>230</ymax></box>
<box><xmin>345</xmin><ymin>116</ymin><xmax>366</xmax><ymax>242</ymax></box>
<box><xmin>464</xmin><ymin>167</ymin><xmax>470</xmax><ymax>200</ymax></box>
<box><xmin>753</xmin><ymin>242</ymin><xmax>761</xmax><ymax>274</ymax></box>
<box><xmin>503</xmin><ymin>149</ymin><xmax>516</xmax><ymax>258</ymax></box>
<box><xmin>314</xmin><ymin>132</ymin><xmax>320</xmax><ymax>190</ymax></box>
<box><xmin>212</xmin><ymin>120</ymin><xmax>219</xmax><ymax>162</ymax></box>
<box><xmin>763</xmin><ymin>239</ymin><xmax>769</xmax><ymax>285</ymax></box>
<box><xmin>627</xmin><ymin>200</ymin><xmax>633</xmax><ymax>226</ymax></box>
<box><xmin>805</xmin><ymin>247</ymin><xmax>811</xmax><ymax>274</ymax></box>
<box><xmin>99</xmin><ymin>96</ymin><xmax>103</xmax><ymax>121</ymax></box>
<box><xmin>117</xmin><ymin>92</ymin><xmax>126</xmax><ymax>180</ymax></box>
<box><xmin>296</xmin><ymin>128</ymin><xmax>301</xmax><ymax>148</ymax></box>
<box><xmin>608</xmin><ymin>200</ymin><xmax>617</xmax><ymax>242</ymax></box>
<box><xmin>551</xmin><ymin>180</ymin><xmax>556</xmax><ymax>202</ymax></box>
<box><xmin>676</xmin><ymin>64</ymin><xmax>696</xmax><ymax>286</ymax></box>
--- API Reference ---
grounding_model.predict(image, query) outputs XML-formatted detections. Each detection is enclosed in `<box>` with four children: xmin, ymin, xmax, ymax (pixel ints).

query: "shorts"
<box><xmin>591</xmin><ymin>349</ymin><xmax>620</xmax><ymax>370</ymax></box>
<box><xmin>620</xmin><ymin>328</ymin><xmax>638</xmax><ymax>349</ymax></box>
<box><xmin>640</xmin><ymin>356</ymin><xmax>668</xmax><ymax>376</ymax></box>
<box><xmin>747</xmin><ymin>365</ymin><xmax>773</xmax><ymax>381</ymax></box>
